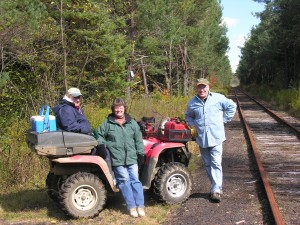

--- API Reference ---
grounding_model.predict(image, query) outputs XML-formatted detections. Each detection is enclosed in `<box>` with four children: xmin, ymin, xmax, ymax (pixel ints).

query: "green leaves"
<box><xmin>1</xmin><ymin>0</ymin><xmax>232</xmax><ymax>120</ymax></box>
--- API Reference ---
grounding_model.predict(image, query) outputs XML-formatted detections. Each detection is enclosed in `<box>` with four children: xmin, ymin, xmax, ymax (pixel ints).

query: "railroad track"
<box><xmin>234</xmin><ymin>89</ymin><xmax>300</xmax><ymax>225</ymax></box>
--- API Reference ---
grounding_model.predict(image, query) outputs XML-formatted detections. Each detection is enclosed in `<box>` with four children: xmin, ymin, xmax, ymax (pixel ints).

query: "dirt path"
<box><xmin>164</xmin><ymin>108</ymin><xmax>272</xmax><ymax>225</ymax></box>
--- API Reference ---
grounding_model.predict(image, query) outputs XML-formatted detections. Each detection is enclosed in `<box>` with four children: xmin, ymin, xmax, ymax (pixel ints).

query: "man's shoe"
<box><xmin>211</xmin><ymin>192</ymin><xmax>221</xmax><ymax>203</ymax></box>
<box><xmin>129</xmin><ymin>208</ymin><xmax>139</xmax><ymax>218</ymax></box>
<box><xmin>137</xmin><ymin>207</ymin><xmax>145</xmax><ymax>217</ymax></box>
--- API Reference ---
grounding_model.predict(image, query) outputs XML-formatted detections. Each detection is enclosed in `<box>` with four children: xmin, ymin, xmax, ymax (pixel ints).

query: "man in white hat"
<box><xmin>53</xmin><ymin>87</ymin><xmax>91</xmax><ymax>134</ymax></box>
<box><xmin>185</xmin><ymin>78</ymin><xmax>236</xmax><ymax>203</ymax></box>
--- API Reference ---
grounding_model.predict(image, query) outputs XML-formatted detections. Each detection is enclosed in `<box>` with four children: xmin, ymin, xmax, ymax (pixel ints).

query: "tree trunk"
<box><xmin>126</xmin><ymin>1</ymin><xmax>137</xmax><ymax>99</ymax></box>
<box><xmin>140</xmin><ymin>56</ymin><xmax>149</xmax><ymax>95</ymax></box>
<box><xmin>60</xmin><ymin>0</ymin><xmax>68</xmax><ymax>91</ymax></box>
<box><xmin>126</xmin><ymin>44</ymin><xmax>134</xmax><ymax>99</ymax></box>
<box><xmin>176</xmin><ymin>52</ymin><xmax>180</xmax><ymax>96</ymax></box>
<box><xmin>168</xmin><ymin>41</ymin><xmax>173</xmax><ymax>95</ymax></box>
<box><xmin>182</xmin><ymin>39</ymin><xmax>188</xmax><ymax>96</ymax></box>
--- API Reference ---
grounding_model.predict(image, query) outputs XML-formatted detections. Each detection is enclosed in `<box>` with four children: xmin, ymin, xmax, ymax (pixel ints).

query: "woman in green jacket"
<box><xmin>94</xmin><ymin>97</ymin><xmax>146</xmax><ymax>218</ymax></box>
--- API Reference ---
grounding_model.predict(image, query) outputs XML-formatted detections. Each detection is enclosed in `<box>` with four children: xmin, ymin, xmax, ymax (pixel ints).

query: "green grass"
<box><xmin>244</xmin><ymin>84</ymin><xmax>300</xmax><ymax>118</ymax></box>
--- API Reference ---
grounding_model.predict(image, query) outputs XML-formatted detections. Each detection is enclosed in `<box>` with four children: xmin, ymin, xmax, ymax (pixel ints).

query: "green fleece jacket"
<box><xmin>94</xmin><ymin>113</ymin><xmax>145</xmax><ymax>166</ymax></box>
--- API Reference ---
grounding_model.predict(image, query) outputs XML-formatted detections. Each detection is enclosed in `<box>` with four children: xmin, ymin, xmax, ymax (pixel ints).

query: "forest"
<box><xmin>0</xmin><ymin>0</ymin><xmax>231</xmax><ymax>120</ymax></box>
<box><xmin>238</xmin><ymin>0</ymin><xmax>300</xmax><ymax>89</ymax></box>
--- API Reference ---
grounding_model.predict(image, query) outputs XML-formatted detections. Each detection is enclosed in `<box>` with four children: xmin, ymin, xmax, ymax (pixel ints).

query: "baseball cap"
<box><xmin>196</xmin><ymin>78</ymin><xmax>209</xmax><ymax>86</ymax></box>
<box><xmin>67</xmin><ymin>87</ymin><xmax>82</xmax><ymax>97</ymax></box>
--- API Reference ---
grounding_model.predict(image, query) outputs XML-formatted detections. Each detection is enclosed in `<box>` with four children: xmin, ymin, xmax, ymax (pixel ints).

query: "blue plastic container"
<box><xmin>48</xmin><ymin>115</ymin><xmax>57</xmax><ymax>131</ymax></box>
<box><xmin>30</xmin><ymin>105</ymin><xmax>57</xmax><ymax>132</ymax></box>
<box><xmin>31</xmin><ymin>116</ymin><xmax>44</xmax><ymax>132</ymax></box>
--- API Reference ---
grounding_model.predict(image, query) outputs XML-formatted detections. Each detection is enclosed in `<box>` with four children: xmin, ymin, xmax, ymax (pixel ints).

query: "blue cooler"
<box><xmin>31</xmin><ymin>116</ymin><xmax>44</xmax><ymax>132</ymax></box>
<box><xmin>48</xmin><ymin>115</ymin><xmax>57</xmax><ymax>131</ymax></box>
<box><xmin>31</xmin><ymin>105</ymin><xmax>57</xmax><ymax>132</ymax></box>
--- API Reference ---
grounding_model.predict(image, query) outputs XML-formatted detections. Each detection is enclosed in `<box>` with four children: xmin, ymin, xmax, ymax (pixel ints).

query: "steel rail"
<box><xmin>234</xmin><ymin>90</ymin><xmax>285</xmax><ymax>225</ymax></box>
<box><xmin>238</xmin><ymin>88</ymin><xmax>300</xmax><ymax>138</ymax></box>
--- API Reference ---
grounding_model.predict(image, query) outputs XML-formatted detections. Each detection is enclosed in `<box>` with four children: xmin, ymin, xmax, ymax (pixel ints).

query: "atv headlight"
<box><xmin>189</xmin><ymin>126</ymin><xmax>198</xmax><ymax>138</ymax></box>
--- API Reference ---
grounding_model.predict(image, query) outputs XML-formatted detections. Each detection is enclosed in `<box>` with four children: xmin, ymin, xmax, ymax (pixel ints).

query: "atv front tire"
<box><xmin>153</xmin><ymin>162</ymin><xmax>192</xmax><ymax>204</ymax></box>
<box><xmin>59</xmin><ymin>172</ymin><xmax>107</xmax><ymax>218</ymax></box>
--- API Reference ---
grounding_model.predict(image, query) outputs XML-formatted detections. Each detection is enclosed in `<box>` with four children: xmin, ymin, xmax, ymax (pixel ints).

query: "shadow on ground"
<box><xmin>0</xmin><ymin>186</ymin><xmax>162</xmax><ymax>221</ymax></box>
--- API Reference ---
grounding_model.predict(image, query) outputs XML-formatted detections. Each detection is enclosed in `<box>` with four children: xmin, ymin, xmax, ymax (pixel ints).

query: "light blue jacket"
<box><xmin>185</xmin><ymin>92</ymin><xmax>237</xmax><ymax>148</ymax></box>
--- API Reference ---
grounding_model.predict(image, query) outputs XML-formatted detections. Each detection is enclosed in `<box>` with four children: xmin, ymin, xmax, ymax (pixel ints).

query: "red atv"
<box><xmin>26</xmin><ymin>116</ymin><xmax>193</xmax><ymax>219</ymax></box>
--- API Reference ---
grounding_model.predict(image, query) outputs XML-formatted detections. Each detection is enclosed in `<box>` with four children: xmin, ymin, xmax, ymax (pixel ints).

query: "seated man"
<box><xmin>53</xmin><ymin>87</ymin><xmax>115</xmax><ymax>181</ymax></box>
<box><xmin>53</xmin><ymin>87</ymin><xmax>91</xmax><ymax>134</ymax></box>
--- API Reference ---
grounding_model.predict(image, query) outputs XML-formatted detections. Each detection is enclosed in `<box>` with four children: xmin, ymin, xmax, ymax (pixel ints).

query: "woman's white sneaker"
<box><xmin>137</xmin><ymin>207</ymin><xmax>145</xmax><ymax>217</ymax></box>
<box><xmin>129</xmin><ymin>208</ymin><xmax>139</xmax><ymax>218</ymax></box>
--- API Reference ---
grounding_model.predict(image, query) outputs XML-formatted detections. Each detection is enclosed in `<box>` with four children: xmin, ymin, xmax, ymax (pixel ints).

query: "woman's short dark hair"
<box><xmin>111</xmin><ymin>97</ymin><xmax>127</xmax><ymax>113</ymax></box>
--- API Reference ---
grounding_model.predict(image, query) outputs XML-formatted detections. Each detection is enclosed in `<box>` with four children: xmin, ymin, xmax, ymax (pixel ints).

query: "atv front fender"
<box><xmin>147</xmin><ymin>142</ymin><xmax>188</xmax><ymax>159</ymax></box>
<box><xmin>141</xmin><ymin>156</ymin><xmax>158</xmax><ymax>189</ymax></box>
<box><xmin>52</xmin><ymin>155</ymin><xmax>118</xmax><ymax>192</ymax></box>
<box><xmin>141</xmin><ymin>142</ymin><xmax>189</xmax><ymax>189</ymax></box>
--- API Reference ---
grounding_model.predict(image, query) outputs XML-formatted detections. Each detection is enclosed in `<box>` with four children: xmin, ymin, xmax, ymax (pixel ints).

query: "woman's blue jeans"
<box><xmin>113</xmin><ymin>164</ymin><xmax>144</xmax><ymax>210</ymax></box>
<box><xmin>200</xmin><ymin>143</ymin><xmax>223</xmax><ymax>194</ymax></box>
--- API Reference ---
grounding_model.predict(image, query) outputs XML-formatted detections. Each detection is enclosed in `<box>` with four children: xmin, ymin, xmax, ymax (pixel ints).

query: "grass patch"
<box><xmin>0</xmin><ymin>188</ymin><xmax>66</xmax><ymax>223</ymax></box>
<box><xmin>244</xmin><ymin>84</ymin><xmax>300</xmax><ymax>118</ymax></box>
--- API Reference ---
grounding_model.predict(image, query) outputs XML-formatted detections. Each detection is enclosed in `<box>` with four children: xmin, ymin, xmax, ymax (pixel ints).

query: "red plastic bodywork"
<box><xmin>52</xmin><ymin>155</ymin><xmax>117</xmax><ymax>191</ymax></box>
<box><xmin>143</xmin><ymin>137</ymin><xmax>185</xmax><ymax>161</ymax></box>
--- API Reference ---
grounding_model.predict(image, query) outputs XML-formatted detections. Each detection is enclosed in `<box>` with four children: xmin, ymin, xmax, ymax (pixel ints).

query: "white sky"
<box><xmin>221</xmin><ymin>0</ymin><xmax>265</xmax><ymax>72</ymax></box>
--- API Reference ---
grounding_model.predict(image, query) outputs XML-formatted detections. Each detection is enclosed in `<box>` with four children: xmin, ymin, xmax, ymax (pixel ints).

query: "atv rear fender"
<box><xmin>51</xmin><ymin>155</ymin><xmax>118</xmax><ymax>192</ymax></box>
<box><xmin>141</xmin><ymin>142</ymin><xmax>190</xmax><ymax>189</ymax></box>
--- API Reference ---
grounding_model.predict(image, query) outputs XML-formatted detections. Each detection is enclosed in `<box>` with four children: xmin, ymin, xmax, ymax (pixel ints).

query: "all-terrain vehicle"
<box><xmin>26</xmin><ymin>116</ymin><xmax>193</xmax><ymax>219</ymax></box>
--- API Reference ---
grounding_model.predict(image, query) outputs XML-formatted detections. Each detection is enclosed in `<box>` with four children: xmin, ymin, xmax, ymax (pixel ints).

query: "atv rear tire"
<box><xmin>59</xmin><ymin>172</ymin><xmax>107</xmax><ymax>218</ymax></box>
<box><xmin>153</xmin><ymin>162</ymin><xmax>192</xmax><ymax>204</ymax></box>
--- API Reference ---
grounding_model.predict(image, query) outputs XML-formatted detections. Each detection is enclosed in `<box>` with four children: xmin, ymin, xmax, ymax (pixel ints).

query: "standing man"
<box><xmin>185</xmin><ymin>78</ymin><xmax>236</xmax><ymax>202</ymax></box>
<box><xmin>53</xmin><ymin>87</ymin><xmax>92</xmax><ymax>134</ymax></box>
